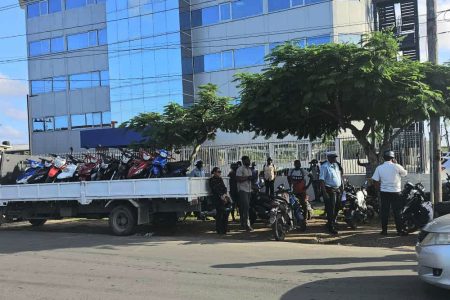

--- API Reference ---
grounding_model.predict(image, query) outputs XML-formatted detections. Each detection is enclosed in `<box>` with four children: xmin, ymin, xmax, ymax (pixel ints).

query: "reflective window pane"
<box><xmin>71</xmin><ymin>114</ymin><xmax>86</xmax><ymax>129</ymax></box>
<box><xmin>191</xmin><ymin>9</ymin><xmax>202</xmax><ymax>27</ymax></box>
<box><xmin>29</xmin><ymin>41</ymin><xmax>42</xmax><ymax>56</ymax></box>
<box><xmin>91</xmin><ymin>72</ymin><xmax>100</xmax><ymax>87</ymax></box>
<box><xmin>102</xmin><ymin>111</ymin><xmax>111</xmax><ymax>126</ymax></box>
<box><xmin>339</xmin><ymin>34</ymin><xmax>361</xmax><ymax>44</ymax></box>
<box><xmin>41</xmin><ymin>39</ymin><xmax>50</xmax><ymax>54</ymax></box>
<box><xmin>202</xmin><ymin>6</ymin><xmax>219</xmax><ymax>26</ymax></box>
<box><xmin>27</xmin><ymin>3</ymin><xmax>40</xmax><ymax>18</ymax></box>
<box><xmin>40</xmin><ymin>1</ymin><xmax>48</xmax><ymax>15</ymax></box>
<box><xmin>307</xmin><ymin>35</ymin><xmax>331</xmax><ymax>46</ymax></box>
<box><xmin>70</xmin><ymin>73</ymin><xmax>95</xmax><ymax>89</ymax></box>
<box><xmin>222</xmin><ymin>51</ymin><xmax>233</xmax><ymax>69</ymax></box>
<box><xmin>88</xmin><ymin>30</ymin><xmax>98</xmax><ymax>46</ymax></box>
<box><xmin>268</xmin><ymin>0</ymin><xmax>290</xmax><ymax>12</ymax></box>
<box><xmin>100</xmin><ymin>70</ymin><xmax>109</xmax><ymax>86</ymax></box>
<box><xmin>45</xmin><ymin>117</ymin><xmax>54</xmax><ymax>131</ymax></box>
<box><xmin>55</xmin><ymin>115</ymin><xmax>68</xmax><ymax>130</ymax></box>
<box><xmin>204</xmin><ymin>53</ymin><xmax>221</xmax><ymax>72</ymax></box>
<box><xmin>49</xmin><ymin>0</ymin><xmax>62</xmax><ymax>13</ymax></box>
<box><xmin>85</xmin><ymin>113</ymin><xmax>93</xmax><ymax>126</ymax></box>
<box><xmin>51</xmin><ymin>37</ymin><xmax>64</xmax><ymax>52</ymax></box>
<box><xmin>305</xmin><ymin>0</ymin><xmax>325</xmax><ymax>4</ymax></box>
<box><xmin>33</xmin><ymin>118</ymin><xmax>45</xmax><ymax>132</ymax></box>
<box><xmin>53</xmin><ymin>76</ymin><xmax>67</xmax><ymax>92</ymax></box>
<box><xmin>220</xmin><ymin>3</ymin><xmax>231</xmax><ymax>21</ymax></box>
<box><xmin>193</xmin><ymin>56</ymin><xmax>204</xmax><ymax>73</ymax></box>
<box><xmin>231</xmin><ymin>0</ymin><xmax>263</xmax><ymax>20</ymax></box>
<box><xmin>234</xmin><ymin>46</ymin><xmax>265</xmax><ymax>68</ymax></box>
<box><xmin>93</xmin><ymin>112</ymin><xmax>102</xmax><ymax>127</ymax></box>
<box><xmin>67</xmin><ymin>32</ymin><xmax>89</xmax><ymax>50</ymax></box>
<box><xmin>292</xmin><ymin>0</ymin><xmax>304</xmax><ymax>6</ymax></box>
<box><xmin>66</xmin><ymin>0</ymin><xmax>86</xmax><ymax>9</ymax></box>
<box><xmin>31</xmin><ymin>79</ymin><xmax>52</xmax><ymax>95</ymax></box>
<box><xmin>98</xmin><ymin>28</ymin><xmax>107</xmax><ymax>45</ymax></box>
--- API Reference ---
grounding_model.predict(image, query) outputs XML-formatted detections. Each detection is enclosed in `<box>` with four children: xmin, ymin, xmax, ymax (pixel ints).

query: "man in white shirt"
<box><xmin>236</xmin><ymin>156</ymin><xmax>254</xmax><ymax>231</ymax></box>
<box><xmin>372</xmin><ymin>150</ymin><xmax>408</xmax><ymax>236</ymax></box>
<box><xmin>263</xmin><ymin>157</ymin><xmax>276</xmax><ymax>196</ymax></box>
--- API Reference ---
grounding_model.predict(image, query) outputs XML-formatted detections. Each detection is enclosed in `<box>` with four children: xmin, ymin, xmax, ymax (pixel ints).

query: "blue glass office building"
<box><xmin>21</xmin><ymin>0</ymin><xmax>371</xmax><ymax>153</ymax></box>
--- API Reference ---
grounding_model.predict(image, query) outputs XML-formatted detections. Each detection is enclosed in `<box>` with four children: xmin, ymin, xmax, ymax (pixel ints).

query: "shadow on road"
<box><xmin>280</xmin><ymin>275</ymin><xmax>450</xmax><ymax>300</ymax></box>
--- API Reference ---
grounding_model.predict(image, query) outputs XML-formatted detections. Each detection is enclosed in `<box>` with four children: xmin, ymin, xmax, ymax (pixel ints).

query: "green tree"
<box><xmin>236</xmin><ymin>32</ymin><xmax>450</xmax><ymax>168</ymax></box>
<box><xmin>122</xmin><ymin>84</ymin><xmax>235</xmax><ymax>163</ymax></box>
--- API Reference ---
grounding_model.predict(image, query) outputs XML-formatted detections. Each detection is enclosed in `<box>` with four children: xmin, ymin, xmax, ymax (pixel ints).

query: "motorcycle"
<box><xmin>16</xmin><ymin>159</ymin><xmax>44</xmax><ymax>184</ymax></box>
<box><xmin>26</xmin><ymin>158</ymin><xmax>54</xmax><ymax>184</ymax></box>
<box><xmin>341</xmin><ymin>180</ymin><xmax>370</xmax><ymax>229</ymax></box>
<box><xmin>127</xmin><ymin>149</ymin><xmax>154</xmax><ymax>179</ymax></box>
<box><xmin>96</xmin><ymin>153</ymin><xmax>120</xmax><ymax>181</ymax></box>
<box><xmin>149</xmin><ymin>149</ymin><xmax>190</xmax><ymax>178</ymax></box>
<box><xmin>249</xmin><ymin>179</ymin><xmax>276</xmax><ymax>225</ymax></box>
<box><xmin>362</xmin><ymin>180</ymin><xmax>379</xmax><ymax>218</ymax></box>
<box><xmin>113</xmin><ymin>148</ymin><xmax>135</xmax><ymax>180</ymax></box>
<box><xmin>45</xmin><ymin>154</ymin><xmax>67</xmax><ymax>183</ymax></box>
<box><xmin>400</xmin><ymin>182</ymin><xmax>433</xmax><ymax>233</ymax></box>
<box><xmin>269</xmin><ymin>184</ymin><xmax>305</xmax><ymax>241</ymax></box>
<box><xmin>77</xmin><ymin>153</ymin><xmax>101</xmax><ymax>181</ymax></box>
<box><xmin>55</xmin><ymin>154</ymin><xmax>82</xmax><ymax>182</ymax></box>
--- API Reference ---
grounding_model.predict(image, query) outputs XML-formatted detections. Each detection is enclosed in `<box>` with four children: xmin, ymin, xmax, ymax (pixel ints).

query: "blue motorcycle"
<box><xmin>16</xmin><ymin>159</ymin><xmax>44</xmax><ymax>184</ymax></box>
<box><xmin>149</xmin><ymin>150</ymin><xmax>190</xmax><ymax>178</ymax></box>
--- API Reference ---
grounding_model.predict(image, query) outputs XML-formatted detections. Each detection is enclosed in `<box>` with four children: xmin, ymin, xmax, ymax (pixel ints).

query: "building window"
<box><xmin>339</xmin><ymin>34</ymin><xmax>361</xmax><ymax>44</ymax></box>
<box><xmin>100</xmin><ymin>71</ymin><xmax>109</xmax><ymax>86</ymax></box>
<box><xmin>307</xmin><ymin>35</ymin><xmax>331</xmax><ymax>46</ymax></box>
<box><xmin>268</xmin><ymin>0</ymin><xmax>290</xmax><ymax>12</ymax></box>
<box><xmin>53</xmin><ymin>76</ymin><xmax>67</xmax><ymax>92</ymax></box>
<box><xmin>71</xmin><ymin>112</ymin><xmax>105</xmax><ymax>129</ymax></box>
<box><xmin>220</xmin><ymin>3</ymin><xmax>231</xmax><ymax>20</ymax></box>
<box><xmin>54</xmin><ymin>116</ymin><xmax>69</xmax><ymax>130</ymax></box>
<box><xmin>31</xmin><ymin>79</ymin><xmax>52</xmax><ymax>95</ymax></box>
<box><xmin>102</xmin><ymin>112</ymin><xmax>111</xmax><ymax>126</ymax></box>
<box><xmin>204</xmin><ymin>53</ymin><xmax>222</xmax><ymax>72</ymax></box>
<box><xmin>66</xmin><ymin>0</ymin><xmax>97</xmax><ymax>10</ymax></box>
<box><xmin>231</xmin><ymin>0</ymin><xmax>263</xmax><ymax>20</ymax></box>
<box><xmin>86</xmin><ymin>112</ymin><xmax>102</xmax><ymax>127</ymax></box>
<box><xmin>71</xmin><ymin>114</ymin><xmax>86</xmax><ymax>129</ymax></box>
<box><xmin>51</xmin><ymin>37</ymin><xmax>65</xmax><ymax>52</ymax></box>
<box><xmin>69</xmin><ymin>72</ymin><xmax>101</xmax><ymax>90</ymax></box>
<box><xmin>98</xmin><ymin>28</ymin><xmax>107</xmax><ymax>45</ymax></box>
<box><xmin>27</xmin><ymin>0</ymin><xmax>62</xmax><ymax>18</ymax></box>
<box><xmin>67</xmin><ymin>29</ymin><xmax>104</xmax><ymax>51</ymax></box>
<box><xmin>29</xmin><ymin>40</ymin><xmax>50</xmax><ymax>57</ymax></box>
<box><xmin>234</xmin><ymin>45</ymin><xmax>265</xmax><ymax>68</ymax></box>
<box><xmin>48</xmin><ymin>0</ymin><xmax>62</xmax><ymax>13</ymax></box>
<box><xmin>44</xmin><ymin>117</ymin><xmax>55</xmax><ymax>131</ymax></box>
<box><xmin>32</xmin><ymin>118</ymin><xmax>45</xmax><ymax>132</ymax></box>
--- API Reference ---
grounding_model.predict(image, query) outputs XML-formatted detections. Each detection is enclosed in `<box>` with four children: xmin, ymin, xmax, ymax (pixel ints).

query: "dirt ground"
<box><xmin>0</xmin><ymin>214</ymin><xmax>418</xmax><ymax>250</ymax></box>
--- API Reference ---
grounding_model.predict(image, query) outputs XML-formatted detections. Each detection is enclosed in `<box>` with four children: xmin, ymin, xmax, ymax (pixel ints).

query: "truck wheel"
<box><xmin>109</xmin><ymin>205</ymin><xmax>137</xmax><ymax>236</ymax></box>
<box><xmin>29</xmin><ymin>219</ymin><xmax>47</xmax><ymax>226</ymax></box>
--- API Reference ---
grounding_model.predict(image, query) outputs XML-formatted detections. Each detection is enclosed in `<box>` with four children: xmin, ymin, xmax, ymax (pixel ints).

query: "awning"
<box><xmin>80</xmin><ymin>128</ymin><xmax>145</xmax><ymax>148</ymax></box>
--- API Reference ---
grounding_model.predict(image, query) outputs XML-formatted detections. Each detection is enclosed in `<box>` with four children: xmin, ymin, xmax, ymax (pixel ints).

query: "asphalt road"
<box><xmin>0</xmin><ymin>229</ymin><xmax>449</xmax><ymax>300</ymax></box>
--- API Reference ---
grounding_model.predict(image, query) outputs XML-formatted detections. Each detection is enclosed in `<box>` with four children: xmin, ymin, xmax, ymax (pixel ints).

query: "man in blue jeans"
<box><xmin>319</xmin><ymin>151</ymin><xmax>343</xmax><ymax>234</ymax></box>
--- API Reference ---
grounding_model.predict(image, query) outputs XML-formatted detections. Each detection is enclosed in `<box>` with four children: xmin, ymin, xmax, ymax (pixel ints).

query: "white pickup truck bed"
<box><xmin>0</xmin><ymin>177</ymin><xmax>212</xmax><ymax>206</ymax></box>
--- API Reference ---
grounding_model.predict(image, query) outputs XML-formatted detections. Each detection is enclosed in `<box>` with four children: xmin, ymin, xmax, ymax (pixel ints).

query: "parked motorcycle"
<box><xmin>249</xmin><ymin>181</ymin><xmax>276</xmax><ymax>225</ymax></box>
<box><xmin>341</xmin><ymin>180</ymin><xmax>370</xmax><ymax>229</ymax></box>
<box><xmin>55</xmin><ymin>154</ymin><xmax>82</xmax><ymax>182</ymax></box>
<box><xmin>97</xmin><ymin>153</ymin><xmax>120</xmax><ymax>181</ymax></box>
<box><xmin>77</xmin><ymin>153</ymin><xmax>101</xmax><ymax>181</ymax></box>
<box><xmin>149</xmin><ymin>149</ymin><xmax>190</xmax><ymax>178</ymax></box>
<box><xmin>113</xmin><ymin>148</ymin><xmax>135</xmax><ymax>180</ymax></box>
<box><xmin>127</xmin><ymin>149</ymin><xmax>154</xmax><ymax>179</ymax></box>
<box><xmin>400</xmin><ymin>182</ymin><xmax>433</xmax><ymax>233</ymax></box>
<box><xmin>45</xmin><ymin>154</ymin><xmax>67</xmax><ymax>183</ymax></box>
<box><xmin>269</xmin><ymin>184</ymin><xmax>305</xmax><ymax>241</ymax></box>
<box><xmin>16</xmin><ymin>159</ymin><xmax>44</xmax><ymax>184</ymax></box>
<box><xmin>26</xmin><ymin>158</ymin><xmax>53</xmax><ymax>184</ymax></box>
<box><xmin>362</xmin><ymin>180</ymin><xmax>379</xmax><ymax>218</ymax></box>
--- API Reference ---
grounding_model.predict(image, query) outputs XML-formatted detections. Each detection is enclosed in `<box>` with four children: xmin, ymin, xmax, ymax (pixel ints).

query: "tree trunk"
<box><xmin>444</xmin><ymin>118</ymin><xmax>450</xmax><ymax>151</ymax></box>
<box><xmin>189</xmin><ymin>143</ymin><xmax>202</xmax><ymax>164</ymax></box>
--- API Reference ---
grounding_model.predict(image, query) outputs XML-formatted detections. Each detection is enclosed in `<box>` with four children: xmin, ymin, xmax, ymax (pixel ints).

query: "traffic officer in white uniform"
<box><xmin>372</xmin><ymin>150</ymin><xmax>408</xmax><ymax>236</ymax></box>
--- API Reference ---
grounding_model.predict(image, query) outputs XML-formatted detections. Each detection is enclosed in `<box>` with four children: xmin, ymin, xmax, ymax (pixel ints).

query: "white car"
<box><xmin>416</xmin><ymin>214</ymin><xmax>450</xmax><ymax>289</ymax></box>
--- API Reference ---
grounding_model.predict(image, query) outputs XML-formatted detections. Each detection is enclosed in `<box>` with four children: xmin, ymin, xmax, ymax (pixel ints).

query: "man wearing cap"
<box><xmin>190</xmin><ymin>160</ymin><xmax>206</xmax><ymax>177</ymax></box>
<box><xmin>319</xmin><ymin>151</ymin><xmax>342</xmax><ymax>234</ymax></box>
<box><xmin>308</xmin><ymin>159</ymin><xmax>321</xmax><ymax>202</ymax></box>
<box><xmin>372</xmin><ymin>150</ymin><xmax>408</xmax><ymax>236</ymax></box>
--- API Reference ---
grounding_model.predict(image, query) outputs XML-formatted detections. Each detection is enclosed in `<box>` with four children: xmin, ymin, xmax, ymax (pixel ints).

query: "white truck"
<box><xmin>0</xmin><ymin>177</ymin><xmax>212</xmax><ymax>235</ymax></box>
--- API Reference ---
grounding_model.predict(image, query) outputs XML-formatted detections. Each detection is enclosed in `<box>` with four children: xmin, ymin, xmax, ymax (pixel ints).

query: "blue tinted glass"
<box><xmin>66</xmin><ymin>0</ymin><xmax>86</xmax><ymax>9</ymax></box>
<box><xmin>102</xmin><ymin>111</ymin><xmax>111</xmax><ymax>126</ymax></box>
<box><xmin>71</xmin><ymin>114</ymin><xmax>86</xmax><ymax>129</ymax></box>
<box><xmin>27</xmin><ymin>3</ymin><xmax>40</xmax><ymax>18</ymax></box>
<box><xmin>269</xmin><ymin>42</ymin><xmax>282</xmax><ymax>51</ymax></box>
<box><xmin>41</xmin><ymin>39</ymin><xmax>50</xmax><ymax>54</ymax></box>
<box><xmin>220</xmin><ymin>3</ymin><xmax>231</xmax><ymax>20</ymax></box>
<box><xmin>45</xmin><ymin>117</ymin><xmax>54</xmax><ymax>131</ymax></box>
<box><xmin>89</xmin><ymin>31</ymin><xmax>98</xmax><ymax>46</ymax></box>
<box><xmin>268</xmin><ymin>0</ymin><xmax>290</xmax><ymax>12</ymax></box>
<box><xmin>85</xmin><ymin>113</ymin><xmax>93</xmax><ymax>126</ymax></box>
<box><xmin>98</xmin><ymin>28</ymin><xmax>107</xmax><ymax>45</ymax></box>
<box><xmin>67</xmin><ymin>32</ymin><xmax>89</xmax><ymax>50</ymax></box>
<box><xmin>100</xmin><ymin>70</ymin><xmax>109</xmax><ymax>86</ymax></box>
<box><xmin>91</xmin><ymin>72</ymin><xmax>100</xmax><ymax>87</ymax></box>
<box><xmin>129</xmin><ymin>17</ymin><xmax>141</xmax><ymax>39</ymax></box>
<box><xmin>296</xmin><ymin>39</ymin><xmax>306</xmax><ymax>48</ymax></box>
<box><xmin>49</xmin><ymin>0</ymin><xmax>62</xmax><ymax>13</ymax></box>
<box><xmin>339</xmin><ymin>34</ymin><xmax>361</xmax><ymax>44</ymax></box>
<box><xmin>222</xmin><ymin>51</ymin><xmax>233</xmax><ymax>69</ymax></box>
<box><xmin>53</xmin><ymin>76</ymin><xmax>66</xmax><ymax>92</ymax></box>
<box><xmin>33</xmin><ymin>118</ymin><xmax>45</xmax><ymax>132</ymax></box>
<box><xmin>305</xmin><ymin>0</ymin><xmax>324</xmax><ymax>4</ymax></box>
<box><xmin>92</xmin><ymin>112</ymin><xmax>102</xmax><ymax>126</ymax></box>
<box><xmin>234</xmin><ymin>46</ymin><xmax>265</xmax><ymax>68</ymax></box>
<box><xmin>154</xmin><ymin>12</ymin><xmax>167</xmax><ymax>35</ymax></box>
<box><xmin>117</xmin><ymin>19</ymin><xmax>129</xmax><ymax>41</ymax></box>
<box><xmin>202</xmin><ymin>6</ymin><xmax>219</xmax><ymax>25</ymax></box>
<box><xmin>141</xmin><ymin>15</ymin><xmax>154</xmax><ymax>37</ymax></box>
<box><xmin>40</xmin><ymin>1</ymin><xmax>48</xmax><ymax>15</ymax></box>
<box><xmin>51</xmin><ymin>37</ymin><xmax>64</xmax><ymax>52</ymax></box>
<box><xmin>29</xmin><ymin>41</ymin><xmax>42</xmax><ymax>56</ymax></box>
<box><xmin>292</xmin><ymin>0</ymin><xmax>304</xmax><ymax>6</ymax></box>
<box><xmin>232</xmin><ymin>0</ymin><xmax>263</xmax><ymax>20</ymax></box>
<box><xmin>204</xmin><ymin>53</ymin><xmax>221</xmax><ymax>72</ymax></box>
<box><xmin>31</xmin><ymin>80</ymin><xmax>45</xmax><ymax>95</ymax></box>
<box><xmin>308</xmin><ymin>35</ymin><xmax>331</xmax><ymax>46</ymax></box>
<box><xmin>70</xmin><ymin>73</ymin><xmax>92</xmax><ymax>89</ymax></box>
<box><xmin>193</xmin><ymin>56</ymin><xmax>204</xmax><ymax>73</ymax></box>
<box><xmin>191</xmin><ymin>9</ymin><xmax>202</xmax><ymax>27</ymax></box>
<box><xmin>166</xmin><ymin>10</ymin><xmax>180</xmax><ymax>32</ymax></box>
<box><xmin>54</xmin><ymin>116</ymin><xmax>68</xmax><ymax>130</ymax></box>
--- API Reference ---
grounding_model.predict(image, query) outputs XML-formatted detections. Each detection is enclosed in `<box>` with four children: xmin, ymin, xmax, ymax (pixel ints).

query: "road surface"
<box><xmin>0</xmin><ymin>230</ymin><xmax>448</xmax><ymax>300</ymax></box>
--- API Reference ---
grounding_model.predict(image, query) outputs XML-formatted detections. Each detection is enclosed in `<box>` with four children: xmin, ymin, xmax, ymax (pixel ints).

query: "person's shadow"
<box><xmin>280</xmin><ymin>275</ymin><xmax>450</xmax><ymax>300</ymax></box>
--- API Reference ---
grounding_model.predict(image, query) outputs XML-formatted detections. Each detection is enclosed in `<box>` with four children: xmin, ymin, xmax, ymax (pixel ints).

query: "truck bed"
<box><xmin>0</xmin><ymin>177</ymin><xmax>212</xmax><ymax>206</ymax></box>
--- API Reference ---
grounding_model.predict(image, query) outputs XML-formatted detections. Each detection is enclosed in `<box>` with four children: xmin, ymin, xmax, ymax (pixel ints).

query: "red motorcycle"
<box><xmin>45</xmin><ymin>154</ymin><xmax>67</xmax><ymax>183</ymax></box>
<box><xmin>127</xmin><ymin>150</ymin><xmax>154</xmax><ymax>179</ymax></box>
<box><xmin>78</xmin><ymin>153</ymin><xmax>101</xmax><ymax>181</ymax></box>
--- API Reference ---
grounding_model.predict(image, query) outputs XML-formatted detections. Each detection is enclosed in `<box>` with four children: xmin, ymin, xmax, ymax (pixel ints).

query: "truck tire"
<box><xmin>109</xmin><ymin>205</ymin><xmax>137</xmax><ymax>236</ymax></box>
<box><xmin>29</xmin><ymin>219</ymin><xmax>47</xmax><ymax>226</ymax></box>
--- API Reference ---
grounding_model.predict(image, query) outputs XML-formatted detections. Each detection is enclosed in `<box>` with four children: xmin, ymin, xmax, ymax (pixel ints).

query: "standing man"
<box><xmin>308</xmin><ymin>159</ymin><xmax>321</xmax><ymax>202</ymax></box>
<box><xmin>372</xmin><ymin>150</ymin><xmax>408</xmax><ymax>236</ymax></box>
<box><xmin>209</xmin><ymin>167</ymin><xmax>231</xmax><ymax>235</ymax></box>
<box><xmin>236</xmin><ymin>156</ymin><xmax>254</xmax><ymax>231</ymax></box>
<box><xmin>288</xmin><ymin>160</ymin><xmax>310</xmax><ymax>220</ymax></box>
<box><xmin>319</xmin><ymin>152</ymin><xmax>343</xmax><ymax>234</ymax></box>
<box><xmin>228</xmin><ymin>163</ymin><xmax>239</xmax><ymax>222</ymax></box>
<box><xmin>190</xmin><ymin>160</ymin><xmax>206</xmax><ymax>177</ymax></box>
<box><xmin>263</xmin><ymin>157</ymin><xmax>276</xmax><ymax>197</ymax></box>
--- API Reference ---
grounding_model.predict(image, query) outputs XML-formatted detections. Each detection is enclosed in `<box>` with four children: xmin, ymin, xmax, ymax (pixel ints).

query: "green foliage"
<box><xmin>122</xmin><ymin>84</ymin><xmax>235</xmax><ymax>161</ymax></box>
<box><xmin>236</xmin><ymin>31</ymin><xmax>450</xmax><ymax>166</ymax></box>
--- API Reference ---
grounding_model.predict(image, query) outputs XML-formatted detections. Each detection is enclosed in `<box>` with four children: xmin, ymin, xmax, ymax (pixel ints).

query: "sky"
<box><xmin>0</xmin><ymin>0</ymin><xmax>449</xmax><ymax>147</ymax></box>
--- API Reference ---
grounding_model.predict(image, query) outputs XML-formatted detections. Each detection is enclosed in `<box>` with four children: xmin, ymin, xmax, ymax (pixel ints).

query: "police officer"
<box><xmin>319</xmin><ymin>152</ymin><xmax>342</xmax><ymax>234</ymax></box>
<box><xmin>372</xmin><ymin>150</ymin><xmax>408</xmax><ymax>236</ymax></box>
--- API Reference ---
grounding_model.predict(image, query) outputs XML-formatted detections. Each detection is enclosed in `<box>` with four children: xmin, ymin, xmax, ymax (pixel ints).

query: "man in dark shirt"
<box><xmin>228</xmin><ymin>163</ymin><xmax>239</xmax><ymax>222</ymax></box>
<box><xmin>209</xmin><ymin>167</ymin><xmax>230</xmax><ymax>234</ymax></box>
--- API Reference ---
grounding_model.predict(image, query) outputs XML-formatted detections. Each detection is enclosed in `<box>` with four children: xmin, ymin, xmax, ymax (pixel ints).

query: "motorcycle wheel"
<box><xmin>345</xmin><ymin>219</ymin><xmax>357</xmax><ymax>230</ymax></box>
<box><xmin>366</xmin><ymin>205</ymin><xmax>375</xmax><ymax>220</ymax></box>
<box><xmin>272</xmin><ymin>213</ymin><xmax>287</xmax><ymax>241</ymax></box>
<box><xmin>44</xmin><ymin>176</ymin><xmax>55</xmax><ymax>183</ymax></box>
<box><xmin>402</xmin><ymin>219</ymin><xmax>418</xmax><ymax>233</ymax></box>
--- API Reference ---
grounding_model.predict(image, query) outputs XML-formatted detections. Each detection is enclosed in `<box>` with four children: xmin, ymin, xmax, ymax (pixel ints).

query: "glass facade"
<box><xmin>29</xmin><ymin>36</ymin><xmax>64</xmax><ymax>57</ymax></box>
<box><xmin>105</xmin><ymin>0</ymin><xmax>193</xmax><ymax>125</ymax></box>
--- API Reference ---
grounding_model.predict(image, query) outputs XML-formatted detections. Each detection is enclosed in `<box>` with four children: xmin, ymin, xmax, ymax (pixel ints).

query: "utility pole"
<box><xmin>427</xmin><ymin>0</ymin><xmax>441</xmax><ymax>204</ymax></box>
